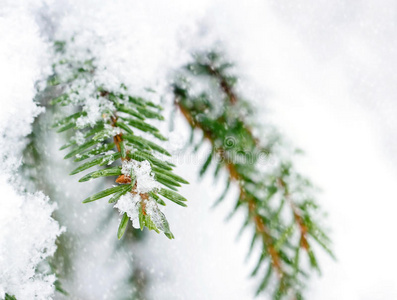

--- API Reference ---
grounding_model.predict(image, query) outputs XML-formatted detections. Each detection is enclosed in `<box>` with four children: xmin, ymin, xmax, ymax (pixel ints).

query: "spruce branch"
<box><xmin>49</xmin><ymin>40</ymin><xmax>188</xmax><ymax>239</ymax></box>
<box><xmin>174</xmin><ymin>51</ymin><xmax>333</xmax><ymax>298</ymax></box>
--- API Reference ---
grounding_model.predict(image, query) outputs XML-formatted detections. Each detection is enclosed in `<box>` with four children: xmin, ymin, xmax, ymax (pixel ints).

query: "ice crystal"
<box><xmin>114</xmin><ymin>193</ymin><xmax>141</xmax><ymax>229</ymax></box>
<box><xmin>121</xmin><ymin>159</ymin><xmax>160</xmax><ymax>194</ymax></box>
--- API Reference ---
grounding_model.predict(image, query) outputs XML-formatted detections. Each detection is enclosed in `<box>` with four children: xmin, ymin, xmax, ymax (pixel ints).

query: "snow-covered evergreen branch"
<box><xmin>49</xmin><ymin>40</ymin><xmax>189</xmax><ymax>239</ymax></box>
<box><xmin>174</xmin><ymin>52</ymin><xmax>334</xmax><ymax>299</ymax></box>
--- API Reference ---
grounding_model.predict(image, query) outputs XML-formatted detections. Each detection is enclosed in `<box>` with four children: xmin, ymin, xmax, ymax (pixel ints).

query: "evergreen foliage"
<box><xmin>46</xmin><ymin>40</ymin><xmax>333</xmax><ymax>298</ymax></box>
<box><xmin>23</xmin><ymin>101</ymin><xmax>147</xmax><ymax>299</ymax></box>
<box><xmin>49</xmin><ymin>41</ymin><xmax>188</xmax><ymax>239</ymax></box>
<box><xmin>173</xmin><ymin>52</ymin><xmax>334</xmax><ymax>298</ymax></box>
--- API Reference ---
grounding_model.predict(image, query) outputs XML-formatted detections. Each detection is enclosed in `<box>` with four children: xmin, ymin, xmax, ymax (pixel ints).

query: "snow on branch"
<box><xmin>49</xmin><ymin>39</ymin><xmax>189</xmax><ymax>239</ymax></box>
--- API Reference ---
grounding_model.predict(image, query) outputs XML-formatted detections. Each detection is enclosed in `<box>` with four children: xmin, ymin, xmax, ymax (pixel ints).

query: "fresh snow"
<box><xmin>117</xmin><ymin>159</ymin><xmax>163</xmax><ymax>229</ymax></box>
<box><xmin>121</xmin><ymin>160</ymin><xmax>160</xmax><ymax>194</ymax></box>
<box><xmin>0</xmin><ymin>3</ymin><xmax>64</xmax><ymax>299</ymax></box>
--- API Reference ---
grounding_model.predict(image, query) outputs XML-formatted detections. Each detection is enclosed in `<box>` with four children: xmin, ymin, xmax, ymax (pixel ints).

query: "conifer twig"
<box><xmin>174</xmin><ymin>51</ymin><xmax>333</xmax><ymax>298</ymax></box>
<box><xmin>49</xmin><ymin>40</ymin><xmax>189</xmax><ymax>239</ymax></box>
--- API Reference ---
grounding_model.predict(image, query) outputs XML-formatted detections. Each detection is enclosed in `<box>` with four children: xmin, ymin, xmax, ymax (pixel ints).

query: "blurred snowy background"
<box><xmin>1</xmin><ymin>0</ymin><xmax>397</xmax><ymax>299</ymax></box>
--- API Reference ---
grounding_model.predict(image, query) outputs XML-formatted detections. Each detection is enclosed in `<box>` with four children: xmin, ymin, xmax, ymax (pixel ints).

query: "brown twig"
<box><xmin>175</xmin><ymin>99</ymin><xmax>284</xmax><ymax>277</ymax></box>
<box><xmin>205</xmin><ymin>64</ymin><xmax>237</xmax><ymax>104</ymax></box>
<box><xmin>278</xmin><ymin>178</ymin><xmax>309</xmax><ymax>251</ymax></box>
<box><xmin>108</xmin><ymin>99</ymin><xmax>149</xmax><ymax>214</ymax></box>
<box><xmin>209</xmin><ymin>70</ymin><xmax>311</xmax><ymax>255</ymax></box>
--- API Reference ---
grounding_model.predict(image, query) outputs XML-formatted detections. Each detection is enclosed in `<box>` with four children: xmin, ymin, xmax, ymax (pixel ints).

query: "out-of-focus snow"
<box><xmin>0</xmin><ymin>3</ymin><xmax>63</xmax><ymax>299</ymax></box>
<box><xmin>262</xmin><ymin>2</ymin><xmax>397</xmax><ymax>299</ymax></box>
<box><xmin>48</xmin><ymin>0</ymin><xmax>212</xmax><ymax>97</ymax></box>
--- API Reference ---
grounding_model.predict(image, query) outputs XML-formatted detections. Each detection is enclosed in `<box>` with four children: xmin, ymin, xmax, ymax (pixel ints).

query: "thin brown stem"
<box><xmin>108</xmin><ymin>100</ymin><xmax>149</xmax><ymax>213</ymax></box>
<box><xmin>205</xmin><ymin>64</ymin><xmax>237</xmax><ymax>105</ymax></box>
<box><xmin>209</xmin><ymin>70</ymin><xmax>310</xmax><ymax>254</ymax></box>
<box><xmin>278</xmin><ymin>178</ymin><xmax>310</xmax><ymax>251</ymax></box>
<box><xmin>176</xmin><ymin>99</ymin><xmax>284</xmax><ymax>277</ymax></box>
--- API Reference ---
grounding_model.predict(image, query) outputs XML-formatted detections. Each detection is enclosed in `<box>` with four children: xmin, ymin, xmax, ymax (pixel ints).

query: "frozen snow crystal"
<box><xmin>121</xmin><ymin>159</ymin><xmax>160</xmax><ymax>194</ymax></box>
<box><xmin>116</xmin><ymin>160</ymin><xmax>164</xmax><ymax>230</ymax></box>
<box><xmin>145</xmin><ymin>198</ymin><xmax>168</xmax><ymax>233</ymax></box>
<box><xmin>114</xmin><ymin>193</ymin><xmax>142</xmax><ymax>229</ymax></box>
<box><xmin>73</xmin><ymin>131</ymin><xmax>85</xmax><ymax>145</ymax></box>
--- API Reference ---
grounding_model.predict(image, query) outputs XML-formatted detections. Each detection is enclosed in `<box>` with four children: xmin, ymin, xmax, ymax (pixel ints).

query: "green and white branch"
<box><xmin>49</xmin><ymin>40</ymin><xmax>188</xmax><ymax>239</ymax></box>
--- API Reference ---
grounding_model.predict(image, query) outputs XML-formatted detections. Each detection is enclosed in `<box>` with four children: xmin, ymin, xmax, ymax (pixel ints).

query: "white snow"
<box><xmin>76</xmin><ymin>98</ymin><xmax>116</xmax><ymax>128</ymax></box>
<box><xmin>117</xmin><ymin>159</ymin><xmax>163</xmax><ymax>229</ymax></box>
<box><xmin>103</xmin><ymin>124</ymin><xmax>121</xmax><ymax>137</ymax></box>
<box><xmin>73</xmin><ymin>131</ymin><xmax>85</xmax><ymax>145</ymax></box>
<box><xmin>0</xmin><ymin>3</ymin><xmax>63</xmax><ymax>299</ymax></box>
<box><xmin>0</xmin><ymin>189</ymin><xmax>63</xmax><ymax>300</ymax></box>
<box><xmin>115</xmin><ymin>194</ymin><xmax>167</xmax><ymax>233</ymax></box>
<box><xmin>114</xmin><ymin>193</ymin><xmax>142</xmax><ymax>229</ymax></box>
<box><xmin>121</xmin><ymin>160</ymin><xmax>160</xmax><ymax>194</ymax></box>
